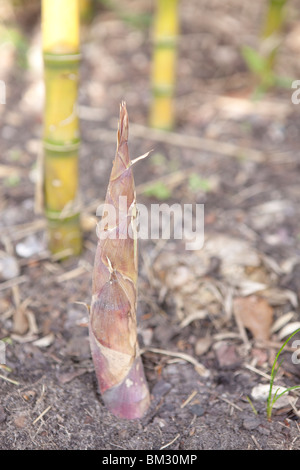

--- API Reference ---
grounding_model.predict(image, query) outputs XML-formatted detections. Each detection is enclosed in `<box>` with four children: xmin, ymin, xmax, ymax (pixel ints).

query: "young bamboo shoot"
<box><xmin>89</xmin><ymin>102</ymin><xmax>150</xmax><ymax>419</ymax></box>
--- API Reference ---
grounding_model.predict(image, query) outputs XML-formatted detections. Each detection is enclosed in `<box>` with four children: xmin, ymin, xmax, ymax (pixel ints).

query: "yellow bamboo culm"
<box><xmin>262</xmin><ymin>0</ymin><xmax>287</xmax><ymax>71</ymax></box>
<box><xmin>149</xmin><ymin>0</ymin><xmax>179</xmax><ymax>131</ymax></box>
<box><xmin>42</xmin><ymin>0</ymin><xmax>82</xmax><ymax>257</ymax></box>
<box><xmin>79</xmin><ymin>0</ymin><xmax>93</xmax><ymax>23</ymax></box>
<box><xmin>42</xmin><ymin>0</ymin><xmax>79</xmax><ymax>55</ymax></box>
<box><xmin>262</xmin><ymin>0</ymin><xmax>287</xmax><ymax>39</ymax></box>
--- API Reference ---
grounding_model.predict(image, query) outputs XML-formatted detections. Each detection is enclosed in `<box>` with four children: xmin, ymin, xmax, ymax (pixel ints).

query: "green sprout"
<box><xmin>188</xmin><ymin>173</ymin><xmax>211</xmax><ymax>193</ymax></box>
<box><xmin>241</xmin><ymin>0</ymin><xmax>294</xmax><ymax>97</ymax></box>
<box><xmin>0</xmin><ymin>26</ymin><xmax>29</xmax><ymax>69</ymax></box>
<box><xmin>241</xmin><ymin>45</ymin><xmax>293</xmax><ymax>98</ymax></box>
<box><xmin>4</xmin><ymin>174</ymin><xmax>21</xmax><ymax>187</ymax></box>
<box><xmin>143</xmin><ymin>181</ymin><xmax>171</xmax><ymax>200</ymax></box>
<box><xmin>246</xmin><ymin>395</ymin><xmax>258</xmax><ymax>416</ymax></box>
<box><xmin>96</xmin><ymin>0</ymin><xmax>152</xmax><ymax>29</ymax></box>
<box><xmin>267</xmin><ymin>328</ymin><xmax>300</xmax><ymax>421</ymax></box>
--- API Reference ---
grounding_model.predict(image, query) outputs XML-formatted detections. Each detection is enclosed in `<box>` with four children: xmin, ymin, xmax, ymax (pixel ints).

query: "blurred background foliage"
<box><xmin>0</xmin><ymin>0</ymin><xmax>299</xmax><ymax>254</ymax></box>
<box><xmin>0</xmin><ymin>0</ymin><xmax>297</xmax><ymax>103</ymax></box>
<box><xmin>0</xmin><ymin>1</ymin><xmax>297</xmax><ymax>74</ymax></box>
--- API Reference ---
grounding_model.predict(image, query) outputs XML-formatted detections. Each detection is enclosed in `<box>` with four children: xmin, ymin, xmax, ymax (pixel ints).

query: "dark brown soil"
<box><xmin>1</xmin><ymin>0</ymin><xmax>300</xmax><ymax>450</ymax></box>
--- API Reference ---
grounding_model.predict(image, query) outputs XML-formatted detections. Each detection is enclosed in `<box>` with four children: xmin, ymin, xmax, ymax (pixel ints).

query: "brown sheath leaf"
<box><xmin>89</xmin><ymin>102</ymin><xmax>150</xmax><ymax>419</ymax></box>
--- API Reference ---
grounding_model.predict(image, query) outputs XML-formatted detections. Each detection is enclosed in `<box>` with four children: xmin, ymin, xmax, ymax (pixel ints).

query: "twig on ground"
<box><xmin>32</xmin><ymin>405</ymin><xmax>52</xmax><ymax>425</ymax></box>
<box><xmin>251</xmin><ymin>434</ymin><xmax>262</xmax><ymax>450</ymax></box>
<box><xmin>0</xmin><ymin>374</ymin><xmax>20</xmax><ymax>385</ymax></box>
<box><xmin>0</xmin><ymin>220</ymin><xmax>46</xmax><ymax>241</ymax></box>
<box><xmin>56</xmin><ymin>264</ymin><xmax>90</xmax><ymax>283</ymax></box>
<box><xmin>79</xmin><ymin>105</ymin><xmax>269</xmax><ymax>162</ymax></box>
<box><xmin>143</xmin><ymin>347</ymin><xmax>210</xmax><ymax>377</ymax></box>
<box><xmin>160</xmin><ymin>433</ymin><xmax>180</xmax><ymax>450</ymax></box>
<box><xmin>180</xmin><ymin>390</ymin><xmax>198</xmax><ymax>409</ymax></box>
<box><xmin>0</xmin><ymin>275</ymin><xmax>28</xmax><ymax>292</ymax></box>
<box><xmin>219</xmin><ymin>395</ymin><xmax>243</xmax><ymax>412</ymax></box>
<box><xmin>245</xmin><ymin>363</ymin><xmax>271</xmax><ymax>380</ymax></box>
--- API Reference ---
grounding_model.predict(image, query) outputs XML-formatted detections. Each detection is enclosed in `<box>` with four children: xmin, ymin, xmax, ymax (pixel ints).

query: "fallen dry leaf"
<box><xmin>251</xmin><ymin>347</ymin><xmax>268</xmax><ymax>367</ymax></box>
<box><xmin>32</xmin><ymin>333</ymin><xmax>55</xmax><ymax>348</ymax></box>
<box><xmin>233</xmin><ymin>295</ymin><xmax>274</xmax><ymax>341</ymax></box>
<box><xmin>214</xmin><ymin>341</ymin><xmax>240</xmax><ymax>368</ymax></box>
<box><xmin>271</xmin><ymin>312</ymin><xmax>296</xmax><ymax>334</ymax></box>
<box><xmin>57</xmin><ymin>369</ymin><xmax>88</xmax><ymax>384</ymax></box>
<box><xmin>195</xmin><ymin>336</ymin><xmax>213</xmax><ymax>356</ymax></box>
<box><xmin>201</xmin><ymin>234</ymin><xmax>261</xmax><ymax>271</ymax></box>
<box><xmin>278</xmin><ymin>322</ymin><xmax>300</xmax><ymax>340</ymax></box>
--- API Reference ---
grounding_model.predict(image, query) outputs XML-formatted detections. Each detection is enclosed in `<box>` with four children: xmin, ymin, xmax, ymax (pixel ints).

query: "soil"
<box><xmin>1</xmin><ymin>0</ymin><xmax>300</xmax><ymax>450</ymax></box>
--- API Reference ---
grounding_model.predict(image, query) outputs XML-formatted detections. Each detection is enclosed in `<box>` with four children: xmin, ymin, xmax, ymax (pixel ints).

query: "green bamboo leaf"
<box><xmin>144</xmin><ymin>181</ymin><xmax>171</xmax><ymax>200</ymax></box>
<box><xmin>241</xmin><ymin>46</ymin><xmax>268</xmax><ymax>75</ymax></box>
<box><xmin>188</xmin><ymin>174</ymin><xmax>211</xmax><ymax>193</ymax></box>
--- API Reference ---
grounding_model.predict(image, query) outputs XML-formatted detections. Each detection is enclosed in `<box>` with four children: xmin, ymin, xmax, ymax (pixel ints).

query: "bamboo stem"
<box><xmin>42</xmin><ymin>0</ymin><xmax>82</xmax><ymax>257</ymax></box>
<box><xmin>149</xmin><ymin>0</ymin><xmax>179</xmax><ymax>131</ymax></box>
<box><xmin>262</xmin><ymin>0</ymin><xmax>287</xmax><ymax>39</ymax></box>
<box><xmin>80</xmin><ymin>0</ymin><xmax>94</xmax><ymax>23</ymax></box>
<box><xmin>261</xmin><ymin>0</ymin><xmax>287</xmax><ymax>71</ymax></box>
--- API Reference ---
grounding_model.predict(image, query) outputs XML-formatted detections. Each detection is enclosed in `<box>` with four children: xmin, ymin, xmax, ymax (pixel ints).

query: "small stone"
<box><xmin>251</xmin><ymin>348</ymin><xmax>268</xmax><ymax>367</ymax></box>
<box><xmin>189</xmin><ymin>404</ymin><xmax>205</xmax><ymax>417</ymax></box>
<box><xmin>251</xmin><ymin>384</ymin><xmax>272</xmax><ymax>401</ymax></box>
<box><xmin>251</xmin><ymin>383</ymin><xmax>288</xmax><ymax>407</ymax></box>
<box><xmin>195</xmin><ymin>336</ymin><xmax>212</xmax><ymax>356</ymax></box>
<box><xmin>214</xmin><ymin>342</ymin><xmax>240</xmax><ymax>368</ymax></box>
<box><xmin>65</xmin><ymin>334</ymin><xmax>90</xmax><ymax>359</ymax></box>
<box><xmin>153</xmin><ymin>416</ymin><xmax>167</xmax><ymax>428</ymax></box>
<box><xmin>258</xmin><ymin>424</ymin><xmax>271</xmax><ymax>436</ymax></box>
<box><xmin>0</xmin><ymin>405</ymin><xmax>6</xmax><ymax>423</ymax></box>
<box><xmin>16</xmin><ymin>235</ymin><xmax>45</xmax><ymax>258</ymax></box>
<box><xmin>0</xmin><ymin>255</ymin><xmax>20</xmax><ymax>280</ymax></box>
<box><xmin>14</xmin><ymin>414</ymin><xmax>28</xmax><ymax>428</ymax></box>
<box><xmin>139</xmin><ymin>328</ymin><xmax>153</xmax><ymax>347</ymax></box>
<box><xmin>152</xmin><ymin>380</ymin><xmax>171</xmax><ymax>399</ymax></box>
<box><xmin>242</xmin><ymin>416</ymin><xmax>261</xmax><ymax>430</ymax></box>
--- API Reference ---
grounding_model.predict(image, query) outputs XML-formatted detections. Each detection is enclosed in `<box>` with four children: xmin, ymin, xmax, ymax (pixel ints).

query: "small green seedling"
<box><xmin>0</xmin><ymin>26</ymin><xmax>29</xmax><ymax>69</ymax></box>
<box><xmin>267</xmin><ymin>328</ymin><xmax>300</xmax><ymax>421</ymax></box>
<box><xmin>4</xmin><ymin>174</ymin><xmax>21</xmax><ymax>188</ymax></box>
<box><xmin>246</xmin><ymin>395</ymin><xmax>258</xmax><ymax>416</ymax></box>
<box><xmin>97</xmin><ymin>0</ymin><xmax>151</xmax><ymax>29</ymax></box>
<box><xmin>144</xmin><ymin>181</ymin><xmax>171</xmax><ymax>200</ymax></box>
<box><xmin>241</xmin><ymin>45</ymin><xmax>293</xmax><ymax>99</ymax></box>
<box><xmin>188</xmin><ymin>173</ymin><xmax>211</xmax><ymax>193</ymax></box>
<box><xmin>241</xmin><ymin>0</ymin><xmax>294</xmax><ymax>97</ymax></box>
